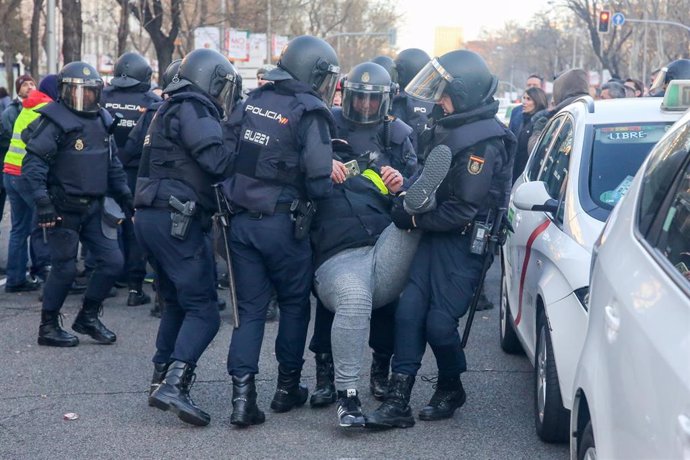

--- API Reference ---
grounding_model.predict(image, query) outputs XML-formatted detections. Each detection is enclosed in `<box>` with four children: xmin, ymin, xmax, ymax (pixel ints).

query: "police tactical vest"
<box><xmin>229</xmin><ymin>85</ymin><xmax>333</xmax><ymax>213</ymax></box>
<box><xmin>441</xmin><ymin>117</ymin><xmax>516</xmax><ymax>210</ymax></box>
<box><xmin>135</xmin><ymin>93</ymin><xmax>220</xmax><ymax>211</ymax></box>
<box><xmin>36</xmin><ymin>102</ymin><xmax>112</xmax><ymax>197</ymax></box>
<box><xmin>331</xmin><ymin>108</ymin><xmax>415</xmax><ymax>176</ymax></box>
<box><xmin>391</xmin><ymin>93</ymin><xmax>433</xmax><ymax>139</ymax></box>
<box><xmin>101</xmin><ymin>87</ymin><xmax>160</xmax><ymax>167</ymax></box>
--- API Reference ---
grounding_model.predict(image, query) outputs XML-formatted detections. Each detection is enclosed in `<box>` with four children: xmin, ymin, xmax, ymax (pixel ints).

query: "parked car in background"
<box><xmin>570</xmin><ymin>100</ymin><xmax>690</xmax><ymax>460</ymax></box>
<box><xmin>499</xmin><ymin>83</ymin><xmax>689</xmax><ymax>443</ymax></box>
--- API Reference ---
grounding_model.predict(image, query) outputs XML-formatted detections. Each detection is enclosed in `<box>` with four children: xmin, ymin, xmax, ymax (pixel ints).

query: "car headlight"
<box><xmin>574</xmin><ymin>286</ymin><xmax>590</xmax><ymax>311</ymax></box>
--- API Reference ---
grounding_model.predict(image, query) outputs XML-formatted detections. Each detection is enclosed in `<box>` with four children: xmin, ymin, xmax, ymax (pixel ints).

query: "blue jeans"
<box><xmin>4</xmin><ymin>174</ymin><xmax>49</xmax><ymax>286</ymax></box>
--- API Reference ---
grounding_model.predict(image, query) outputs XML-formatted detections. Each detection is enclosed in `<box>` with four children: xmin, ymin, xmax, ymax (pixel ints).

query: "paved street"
<box><xmin>0</xmin><ymin>215</ymin><xmax>568</xmax><ymax>459</ymax></box>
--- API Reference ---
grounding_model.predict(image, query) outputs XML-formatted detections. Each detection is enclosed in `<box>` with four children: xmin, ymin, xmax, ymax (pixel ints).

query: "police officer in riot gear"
<box><xmin>101</xmin><ymin>52</ymin><xmax>161</xmax><ymax>306</ymax></box>
<box><xmin>222</xmin><ymin>35</ymin><xmax>339</xmax><ymax>427</ymax></box>
<box><xmin>371</xmin><ymin>55</ymin><xmax>399</xmax><ymax>95</ymax></box>
<box><xmin>367</xmin><ymin>50</ymin><xmax>515</xmax><ymax>428</ymax></box>
<box><xmin>649</xmin><ymin>58</ymin><xmax>690</xmax><ymax>97</ymax></box>
<box><xmin>309</xmin><ymin>61</ymin><xmax>417</xmax><ymax>408</ymax></box>
<box><xmin>22</xmin><ymin>62</ymin><xmax>132</xmax><ymax>348</ymax></box>
<box><xmin>133</xmin><ymin>48</ymin><xmax>239</xmax><ymax>427</ymax></box>
<box><xmin>391</xmin><ymin>48</ymin><xmax>434</xmax><ymax>157</ymax></box>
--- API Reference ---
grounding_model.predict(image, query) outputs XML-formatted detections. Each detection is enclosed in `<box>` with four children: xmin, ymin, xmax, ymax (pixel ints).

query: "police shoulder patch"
<box><xmin>467</xmin><ymin>154</ymin><xmax>484</xmax><ymax>175</ymax></box>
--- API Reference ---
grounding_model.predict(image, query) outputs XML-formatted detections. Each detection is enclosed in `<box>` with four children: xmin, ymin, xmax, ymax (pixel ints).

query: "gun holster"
<box><xmin>169</xmin><ymin>196</ymin><xmax>197</xmax><ymax>240</ymax></box>
<box><xmin>290</xmin><ymin>199</ymin><xmax>316</xmax><ymax>240</ymax></box>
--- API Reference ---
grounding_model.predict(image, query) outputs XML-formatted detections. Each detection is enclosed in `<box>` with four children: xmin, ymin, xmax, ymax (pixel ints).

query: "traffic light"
<box><xmin>598</xmin><ymin>10</ymin><xmax>611</xmax><ymax>33</ymax></box>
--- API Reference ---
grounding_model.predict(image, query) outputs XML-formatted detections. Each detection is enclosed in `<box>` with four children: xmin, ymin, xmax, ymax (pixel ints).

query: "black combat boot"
<box><xmin>148</xmin><ymin>363</ymin><xmax>169</xmax><ymax>407</ymax></box>
<box><xmin>270</xmin><ymin>365</ymin><xmax>309</xmax><ymax>413</ymax></box>
<box><xmin>149</xmin><ymin>360</ymin><xmax>210</xmax><ymax>426</ymax></box>
<box><xmin>230</xmin><ymin>374</ymin><xmax>266</xmax><ymax>427</ymax></box>
<box><xmin>365</xmin><ymin>372</ymin><xmax>415</xmax><ymax>429</ymax></box>
<box><xmin>418</xmin><ymin>375</ymin><xmax>466</xmax><ymax>421</ymax></box>
<box><xmin>127</xmin><ymin>281</ymin><xmax>151</xmax><ymax>306</ymax></box>
<box><xmin>37</xmin><ymin>310</ymin><xmax>79</xmax><ymax>347</ymax></box>
<box><xmin>310</xmin><ymin>353</ymin><xmax>336</xmax><ymax>407</ymax></box>
<box><xmin>72</xmin><ymin>298</ymin><xmax>117</xmax><ymax>344</ymax></box>
<box><xmin>370</xmin><ymin>352</ymin><xmax>391</xmax><ymax>400</ymax></box>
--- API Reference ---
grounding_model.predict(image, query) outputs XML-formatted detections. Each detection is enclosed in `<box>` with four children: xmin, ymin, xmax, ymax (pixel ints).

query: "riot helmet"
<box><xmin>58</xmin><ymin>61</ymin><xmax>103</xmax><ymax>114</ymax></box>
<box><xmin>371</xmin><ymin>55</ymin><xmax>398</xmax><ymax>84</ymax></box>
<box><xmin>165</xmin><ymin>48</ymin><xmax>239</xmax><ymax>116</ymax></box>
<box><xmin>111</xmin><ymin>52</ymin><xmax>153</xmax><ymax>88</ymax></box>
<box><xmin>649</xmin><ymin>58</ymin><xmax>690</xmax><ymax>95</ymax></box>
<box><xmin>342</xmin><ymin>62</ymin><xmax>391</xmax><ymax>125</ymax></box>
<box><xmin>160</xmin><ymin>58</ymin><xmax>182</xmax><ymax>91</ymax></box>
<box><xmin>395</xmin><ymin>48</ymin><xmax>430</xmax><ymax>89</ymax></box>
<box><xmin>264</xmin><ymin>35</ymin><xmax>340</xmax><ymax>106</ymax></box>
<box><xmin>405</xmin><ymin>49</ymin><xmax>498</xmax><ymax>113</ymax></box>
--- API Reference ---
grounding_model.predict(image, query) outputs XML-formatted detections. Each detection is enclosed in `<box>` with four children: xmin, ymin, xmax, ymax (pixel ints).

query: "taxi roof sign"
<box><xmin>661</xmin><ymin>79</ymin><xmax>690</xmax><ymax>111</ymax></box>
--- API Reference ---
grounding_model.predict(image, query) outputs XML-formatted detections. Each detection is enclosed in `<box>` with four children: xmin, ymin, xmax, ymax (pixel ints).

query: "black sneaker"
<box><xmin>5</xmin><ymin>278</ymin><xmax>41</xmax><ymax>293</ymax></box>
<box><xmin>403</xmin><ymin>144</ymin><xmax>453</xmax><ymax>215</ymax></box>
<box><xmin>336</xmin><ymin>389</ymin><xmax>366</xmax><ymax>428</ymax></box>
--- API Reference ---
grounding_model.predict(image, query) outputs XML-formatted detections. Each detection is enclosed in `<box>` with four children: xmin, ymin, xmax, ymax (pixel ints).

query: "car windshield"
<box><xmin>590</xmin><ymin>123</ymin><xmax>673</xmax><ymax>213</ymax></box>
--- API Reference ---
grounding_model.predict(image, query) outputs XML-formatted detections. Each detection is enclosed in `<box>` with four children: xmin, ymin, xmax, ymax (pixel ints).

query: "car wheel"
<box><xmin>499</xmin><ymin>259</ymin><xmax>523</xmax><ymax>354</ymax></box>
<box><xmin>578</xmin><ymin>421</ymin><xmax>596</xmax><ymax>460</ymax></box>
<box><xmin>534</xmin><ymin>308</ymin><xmax>569</xmax><ymax>443</ymax></box>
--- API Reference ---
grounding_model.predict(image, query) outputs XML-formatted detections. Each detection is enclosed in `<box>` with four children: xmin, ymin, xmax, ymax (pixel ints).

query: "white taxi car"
<box><xmin>499</xmin><ymin>86</ymin><xmax>687</xmax><ymax>443</ymax></box>
<box><xmin>570</xmin><ymin>101</ymin><xmax>690</xmax><ymax>459</ymax></box>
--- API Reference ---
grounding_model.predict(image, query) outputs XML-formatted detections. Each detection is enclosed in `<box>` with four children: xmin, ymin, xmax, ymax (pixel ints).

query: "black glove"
<box><xmin>36</xmin><ymin>197</ymin><xmax>58</xmax><ymax>226</ymax></box>
<box><xmin>391</xmin><ymin>199</ymin><xmax>416</xmax><ymax>230</ymax></box>
<box><xmin>118</xmin><ymin>194</ymin><xmax>135</xmax><ymax>219</ymax></box>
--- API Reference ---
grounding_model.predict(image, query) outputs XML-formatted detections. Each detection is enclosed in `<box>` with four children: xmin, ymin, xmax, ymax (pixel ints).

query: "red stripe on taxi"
<box><xmin>514</xmin><ymin>219</ymin><xmax>550</xmax><ymax>326</ymax></box>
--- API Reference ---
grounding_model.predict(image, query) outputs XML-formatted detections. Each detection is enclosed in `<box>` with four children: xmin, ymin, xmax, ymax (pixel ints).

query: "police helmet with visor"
<box><xmin>160</xmin><ymin>58</ymin><xmax>182</xmax><ymax>91</ymax></box>
<box><xmin>395</xmin><ymin>48</ymin><xmax>431</xmax><ymax>89</ymax></box>
<box><xmin>649</xmin><ymin>59</ymin><xmax>690</xmax><ymax>95</ymax></box>
<box><xmin>342</xmin><ymin>62</ymin><xmax>391</xmax><ymax>125</ymax></box>
<box><xmin>111</xmin><ymin>52</ymin><xmax>153</xmax><ymax>88</ymax></box>
<box><xmin>263</xmin><ymin>35</ymin><xmax>340</xmax><ymax>106</ymax></box>
<box><xmin>405</xmin><ymin>49</ymin><xmax>498</xmax><ymax>113</ymax></box>
<box><xmin>165</xmin><ymin>48</ymin><xmax>239</xmax><ymax>116</ymax></box>
<box><xmin>58</xmin><ymin>61</ymin><xmax>103</xmax><ymax>114</ymax></box>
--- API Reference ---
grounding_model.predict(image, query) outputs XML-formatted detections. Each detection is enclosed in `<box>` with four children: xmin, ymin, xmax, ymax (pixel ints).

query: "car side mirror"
<box><xmin>513</xmin><ymin>181</ymin><xmax>559</xmax><ymax>213</ymax></box>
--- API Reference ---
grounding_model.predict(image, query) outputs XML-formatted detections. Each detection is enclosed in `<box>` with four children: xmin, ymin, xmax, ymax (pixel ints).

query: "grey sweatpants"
<box><xmin>314</xmin><ymin>224</ymin><xmax>422</xmax><ymax>391</ymax></box>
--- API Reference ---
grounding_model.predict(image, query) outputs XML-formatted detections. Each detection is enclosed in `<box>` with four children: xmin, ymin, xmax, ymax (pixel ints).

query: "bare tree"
<box><xmin>30</xmin><ymin>0</ymin><xmax>44</xmax><ymax>77</ymax></box>
<box><xmin>0</xmin><ymin>0</ymin><xmax>27</xmax><ymax>92</ymax></box>
<box><xmin>117</xmin><ymin>0</ymin><xmax>130</xmax><ymax>57</ymax></box>
<box><xmin>62</xmin><ymin>0</ymin><xmax>83</xmax><ymax>63</ymax></box>
<box><xmin>130</xmin><ymin>0</ymin><xmax>182</xmax><ymax>78</ymax></box>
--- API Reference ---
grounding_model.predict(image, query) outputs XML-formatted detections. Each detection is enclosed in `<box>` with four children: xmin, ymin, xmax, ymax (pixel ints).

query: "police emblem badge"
<box><xmin>361</xmin><ymin>72</ymin><xmax>370</xmax><ymax>83</ymax></box>
<box><xmin>75</xmin><ymin>139</ymin><xmax>84</xmax><ymax>151</ymax></box>
<box><xmin>467</xmin><ymin>155</ymin><xmax>484</xmax><ymax>175</ymax></box>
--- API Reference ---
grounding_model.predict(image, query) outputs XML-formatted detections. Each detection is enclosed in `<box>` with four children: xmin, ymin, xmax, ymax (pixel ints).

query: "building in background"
<box><xmin>433</xmin><ymin>27</ymin><xmax>463</xmax><ymax>57</ymax></box>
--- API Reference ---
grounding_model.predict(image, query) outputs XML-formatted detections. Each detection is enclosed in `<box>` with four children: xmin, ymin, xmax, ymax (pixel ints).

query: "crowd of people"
<box><xmin>0</xmin><ymin>36</ymin><xmax>687</xmax><ymax>431</ymax></box>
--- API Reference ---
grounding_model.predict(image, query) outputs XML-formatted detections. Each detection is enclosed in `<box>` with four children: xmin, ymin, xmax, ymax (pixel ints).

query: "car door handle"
<box><xmin>604</xmin><ymin>305</ymin><xmax>620</xmax><ymax>342</ymax></box>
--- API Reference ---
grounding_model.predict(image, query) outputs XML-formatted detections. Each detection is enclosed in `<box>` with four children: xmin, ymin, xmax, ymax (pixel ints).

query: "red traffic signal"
<box><xmin>598</xmin><ymin>10</ymin><xmax>611</xmax><ymax>33</ymax></box>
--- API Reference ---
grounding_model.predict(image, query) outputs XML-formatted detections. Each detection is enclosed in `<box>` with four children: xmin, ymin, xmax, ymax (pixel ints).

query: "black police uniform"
<box><xmin>101</xmin><ymin>85</ymin><xmax>161</xmax><ymax>295</ymax></box>
<box><xmin>391</xmin><ymin>102</ymin><xmax>515</xmax><ymax>380</ymax></box>
<box><xmin>133</xmin><ymin>88</ymin><xmax>233</xmax><ymax>367</ymax></box>
<box><xmin>223</xmin><ymin>79</ymin><xmax>333</xmax><ymax>379</ymax></box>
<box><xmin>390</xmin><ymin>92</ymin><xmax>434</xmax><ymax>157</ymax></box>
<box><xmin>309</xmin><ymin>106</ymin><xmax>416</xmax><ymax>362</ymax></box>
<box><xmin>22</xmin><ymin>101</ymin><xmax>130</xmax><ymax>326</ymax></box>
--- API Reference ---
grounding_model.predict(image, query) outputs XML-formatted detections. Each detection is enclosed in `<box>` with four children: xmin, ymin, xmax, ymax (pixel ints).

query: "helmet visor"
<box><xmin>342</xmin><ymin>82</ymin><xmax>390</xmax><ymax>124</ymax></box>
<box><xmin>59</xmin><ymin>78</ymin><xmax>103</xmax><ymax>113</ymax></box>
<box><xmin>649</xmin><ymin>67</ymin><xmax>668</xmax><ymax>96</ymax></box>
<box><xmin>216</xmin><ymin>75</ymin><xmax>238</xmax><ymax>118</ymax></box>
<box><xmin>404</xmin><ymin>59</ymin><xmax>452</xmax><ymax>102</ymax></box>
<box><xmin>315</xmin><ymin>67</ymin><xmax>341</xmax><ymax>107</ymax></box>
